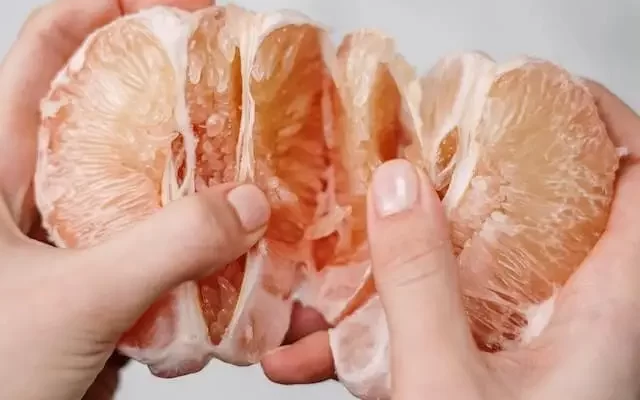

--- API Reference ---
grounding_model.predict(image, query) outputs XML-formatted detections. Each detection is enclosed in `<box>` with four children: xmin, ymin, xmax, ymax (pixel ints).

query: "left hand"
<box><xmin>0</xmin><ymin>1</ymin><xmax>273</xmax><ymax>400</ymax></box>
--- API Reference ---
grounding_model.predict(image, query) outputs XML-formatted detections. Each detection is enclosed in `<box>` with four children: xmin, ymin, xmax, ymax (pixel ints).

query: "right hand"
<box><xmin>262</xmin><ymin>81</ymin><xmax>640</xmax><ymax>400</ymax></box>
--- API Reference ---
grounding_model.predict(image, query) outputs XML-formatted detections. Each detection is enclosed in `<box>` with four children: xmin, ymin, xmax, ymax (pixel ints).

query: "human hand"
<box><xmin>261</xmin><ymin>82</ymin><xmax>640</xmax><ymax>399</ymax></box>
<box><xmin>0</xmin><ymin>1</ymin><xmax>274</xmax><ymax>400</ymax></box>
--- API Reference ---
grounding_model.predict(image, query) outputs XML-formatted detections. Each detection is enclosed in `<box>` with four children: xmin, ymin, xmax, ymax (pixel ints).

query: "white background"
<box><xmin>1</xmin><ymin>0</ymin><xmax>639</xmax><ymax>399</ymax></box>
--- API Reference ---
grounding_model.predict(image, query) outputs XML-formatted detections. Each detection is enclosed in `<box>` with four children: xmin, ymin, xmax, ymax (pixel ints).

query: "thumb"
<box><xmin>367</xmin><ymin>159</ymin><xmax>481</xmax><ymax>392</ymax></box>
<box><xmin>71</xmin><ymin>183</ymin><xmax>270</xmax><ymax>328</ymax></box>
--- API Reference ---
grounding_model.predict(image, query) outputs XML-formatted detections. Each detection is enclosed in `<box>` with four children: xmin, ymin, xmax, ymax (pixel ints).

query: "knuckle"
<box><xmin>17</xmin><ymin>1</ymin><xmax>98</xmax><ymax>59</ymax></box>
<box><xmin>19</xmin><ymin>3</ymin><xmax>57</xmax><ymax>38</ymax></box>
<box><xmin>21</xmin><ymin>6</ymin><xmax>45</xmax><ymax>32</ymax></box>
<box><xmin>184</xmin><ymin>195</ymin><xmax>228</xmax><ymax>237</ymax></box>
<box><xmin>180</xmin><ymin>194</ymin><xmax>240</xmax><ymax>254</ymax></box>
<box><xmin>374</xmin><ymin>236</ymin><xmax>453</xmax><ymax>290</ymax></box>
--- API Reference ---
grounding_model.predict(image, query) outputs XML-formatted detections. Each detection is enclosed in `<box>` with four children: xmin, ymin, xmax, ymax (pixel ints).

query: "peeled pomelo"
<box><xmin>329</xmin><ymin>51</ymin><xmax>620</xmax><ymax>399</ymax></box>
<box><xmin>32</xmin><ymin>2</ymin><xmax>620</xmax><ymax>397</ymax></box>
<box><xmin>35</xmin><ymin>5</ymin><xmax>334</xmax><ymax>377</ymax></box>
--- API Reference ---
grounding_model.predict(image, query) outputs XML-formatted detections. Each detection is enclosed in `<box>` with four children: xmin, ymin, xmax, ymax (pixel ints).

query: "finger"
<box><xmin>4</xmin><ymin>0</ymin><xmax>212</xmax><ymax>115</ymax></box>
<box><xmin>282</xmin><ymin>302</ymin><xmax>331</xmax><ymax>344</ymax></box>
<box><xmin>9</xmin><ymin>0</ymin><xmax>212</xmax><ymax>78</ymax></box>
<box><xmin>261</xmin><ymin>331</ymin><xmax>336</xmax><ymax>384</ymax></box>
<box><xmin>367</xmin><ymin>159</ymin><xmax>481</xmax><ymax>387</ymax></box>
<box><xmin>0</xmin><ymin>0</ymin><xmax>212</xmax><ymax>227</ymax></box>
<box><xmin>81</xmin><ymin>353</ymin><xmax>129</xmax><ymax>400</ymax></box>
<box><xmin>71</xmin><ymin>183</ymin><xmax>269</xmax><ymax>329</ymax></box>
<box><xmin>0</xmin><ymin>0</ymin><xmax>118</xmax><ymax>226</ymax></box>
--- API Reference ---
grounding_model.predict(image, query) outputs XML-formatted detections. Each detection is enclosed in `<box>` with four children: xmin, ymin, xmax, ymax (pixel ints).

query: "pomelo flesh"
<box><xmin>32</xmin><ymin>4</ymin><xmax>620</xmax><ymax>398</ymax></box>
<box><xmin>298</xmin><ymin>30</ymin><xmax>418</xmax><ymax>325</ymax></box>
<box><xmin>35</xmin><ymin>5</ymin><xmax>333</xmax><ymax>376</ymax></box>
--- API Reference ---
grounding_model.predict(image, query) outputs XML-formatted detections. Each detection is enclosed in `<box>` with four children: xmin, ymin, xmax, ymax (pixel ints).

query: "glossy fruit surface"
<box><xmin>34</xmin><ymin>4</ymin><xmax>619</xmax><ymax>398</ymax></box>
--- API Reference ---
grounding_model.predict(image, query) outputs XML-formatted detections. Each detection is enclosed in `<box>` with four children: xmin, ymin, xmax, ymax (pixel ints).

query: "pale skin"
<box><xmin>0</xmin><ymin>0</ymin><xmax>639</xmax><ymax>399</ymax></box>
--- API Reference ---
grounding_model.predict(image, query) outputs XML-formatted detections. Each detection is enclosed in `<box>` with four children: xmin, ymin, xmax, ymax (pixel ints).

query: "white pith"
<box><xmin>296</xmin><ymin>242</ymin><xmax>370</xmax><ymax>324</ymax></box>
<box><xmin>439</xmin><ymin>53</ymin><xmax>497</xmax><ymax>214</ymax></box>
<box><xmin>520</xmin><ymin>291</ymin><xmax>558</xmax><ymax>345</ymax></box>
<box><xmin>137</xmin><ymin>7</ymin><xmax>214</xmax><ymax>374</ymax></box>
<box><xmin>616</xmin><ymin>146</ymin><xmax>630</xmax><ymax>157</ymax></box>
<box><xmin>145</xmin><ymin>5</ymin><xmax>318</xmax><ymax>370</ymax></box>
<box><xmin>423</xmin><ymin>52</ymin><xmax>490</xmax><ymax>190</ymax></box>
<box><xmin>330</xmin><ymin>295</ymin><xmax>390</xmax><ymax>400</ymax></box>
<box><xmin>233</xmin><ymin>5</ymin><xmax>328</xmax><ymax>183</ymax></box>
<box><xmin>296</xmin><ymin>30</ymin><xmax>422</xmax><ymax>325</ymax></box>
<box><xmin>433</xmin><ymin>55</ymin><xmax>541</xmax><ymax>216</ymax></box>
<box><xmin>212</xmin><ymin>5</ymin><xmax>326</xmax><ymax>364</ymax></box>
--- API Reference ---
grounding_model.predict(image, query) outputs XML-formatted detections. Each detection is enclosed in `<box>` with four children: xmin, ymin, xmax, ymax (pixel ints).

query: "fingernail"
<box><xmin>227</xmin><ymin>184</ymin><xmax>270</xmax><ymax>232</ymax></box>
<box><xmin>372</xmin><ymin>159</ymin><xmax>419</xmax><ymax>217</ymax></box>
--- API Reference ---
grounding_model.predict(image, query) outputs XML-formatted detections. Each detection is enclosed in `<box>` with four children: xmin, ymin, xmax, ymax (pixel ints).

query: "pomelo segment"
<box><xmin>329</xmin><ymin>53</ymin><xmax>619</xmax><ymax>399</ymax></box>
<box><xmin>297</xmin><ymin>30</ymin><xmax>419</xmax><ymax>325</ymax></box>
<box><xmin>34</xmin><ymin>5</ymin><xmax>331</xmax><ymax>377</ymax></box>
<box><xmin>36</xmin><ymin>13</ymin><xmax>182</xmax><ymax>249</ymax></box>
<box><xmin>405</xmin><ymin>51</ymin><xmax>495</xmax><ymax>195</ymax></box>
<box><xmin>444</xmin><ymin>56</ymin><xmax>618</xmax><ymax>350</ymax></box>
